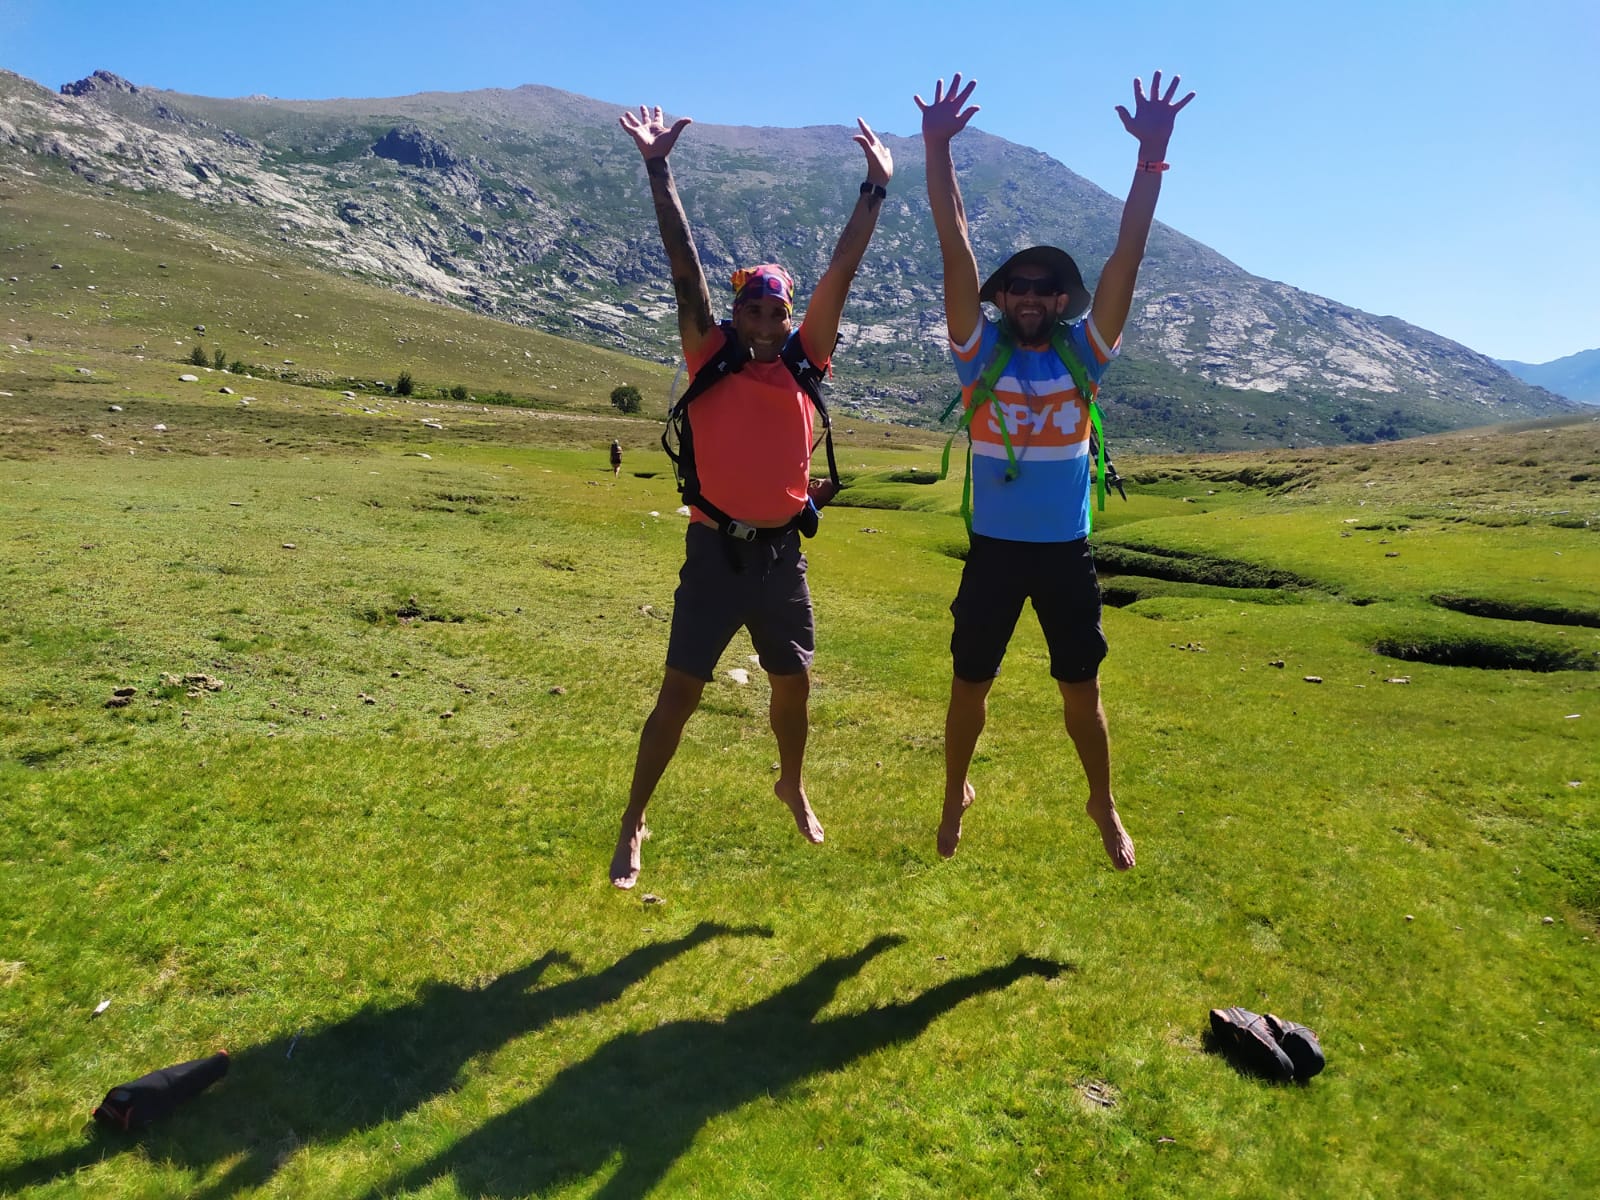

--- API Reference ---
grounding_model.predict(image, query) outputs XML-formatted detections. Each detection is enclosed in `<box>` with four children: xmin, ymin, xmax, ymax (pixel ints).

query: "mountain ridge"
<box><xmin>1</xmin><ymin>67</ymin><xmax>1577</xmax><ymax>450</ymax></box>
<box><xmin>1495</xmin><ymin>347</ymin><xmax>1600</xmax><ymax>405</ymax></box>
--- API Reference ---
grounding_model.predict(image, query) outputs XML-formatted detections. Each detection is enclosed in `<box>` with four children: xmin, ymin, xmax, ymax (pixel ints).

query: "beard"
<box><xmin>1005</xmin><ymin>308</ymin><xmax>1056</xmax><ymax>346</ymax></box>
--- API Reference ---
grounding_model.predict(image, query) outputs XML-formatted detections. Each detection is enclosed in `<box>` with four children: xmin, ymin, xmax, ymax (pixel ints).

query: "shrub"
<box><xmin>450</xmin><ymin>385</ymin><xmax>470</xmax><ymax>402</ymax></box>
<box><xmin>229</xmin><ymin>360</ymin><xmax>247</xmax><ymax>375</ymax></box>
<box><xmin>187</xmin><ymin>345</ymin><xmax>209</xmax><ymax>367</ymax></box>
<box><xmin>212</xmin><ymin>348</ymin><xmax>227</xmax><ymax>371</ymax></box>
<box><xmin>395</xmin><ymin>371</ymin><xmax>414</xmax><ymax>397</ymax></box>
<box><xmin>610</xmin><ymin>384</ymin><xmax>642</xmax><ymax>415</ymax></box>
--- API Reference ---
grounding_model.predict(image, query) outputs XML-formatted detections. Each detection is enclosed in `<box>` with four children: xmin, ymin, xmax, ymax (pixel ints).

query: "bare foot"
<box><xmin>938</xmin><ymin>780</ymin><xmax>975</xmax><ymax>859</ymax></box>
<box><xmin>609</xmin><ymin>815</ymin><xmax>650</xmax><ymax>889</ymax></box>
<box><xmin>774</xmin><ymin>780</ymin><xmax>824</xmax><ymax>844</ymax></box>
<box><xmin>1087</xmin><ymin>796</ymin><xmax>1134</xmax><ymax>871</ymax></box>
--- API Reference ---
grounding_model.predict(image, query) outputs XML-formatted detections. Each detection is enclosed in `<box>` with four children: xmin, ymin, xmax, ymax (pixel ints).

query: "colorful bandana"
<box><xmin>730</xmin><ymin>263</ymin><xmax>794</xmax><ymax>312</ymax></box>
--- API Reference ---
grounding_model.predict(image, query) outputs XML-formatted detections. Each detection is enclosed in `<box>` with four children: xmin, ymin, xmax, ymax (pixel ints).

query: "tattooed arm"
<box><xmin>619</xmin><ymin>105</ymin><xmax>716</xmax><ymax>363</ymax></box>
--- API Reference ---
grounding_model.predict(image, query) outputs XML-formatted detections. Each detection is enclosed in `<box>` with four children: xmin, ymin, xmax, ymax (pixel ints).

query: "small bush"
<box><xmin>187</xmin><ymin>345</ymin><xmax>209</xmax><ymax>367</ymax></box>
<box><xmin>228</xmin><ymin>360</ymin><xmax>247</xmax><ymax>375</ymax></box>
<box><xmin>450</xmin><ymin>385</ymin><xmax>470</xmax><ymax>402</ymax></box>
<box><xmin>610</xmin><ymin>384</ymin><xmax>642</xmax><ymax>415</ymax></box>
<box><xmin>395</xmin><ymin>371</ymin><xmax>414</xmax><ymax>397</ymax></box>
<box><xmin>212</xmin><ymin>348</ymin><xmax>227</xmax><ymax>371</ymax></box>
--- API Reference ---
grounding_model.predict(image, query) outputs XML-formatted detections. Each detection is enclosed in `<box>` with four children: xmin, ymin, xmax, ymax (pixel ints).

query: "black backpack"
<box><xmin>661</xmin><ymin>321</ymin><xmax>841</xmax><ymax>541</ymax></box>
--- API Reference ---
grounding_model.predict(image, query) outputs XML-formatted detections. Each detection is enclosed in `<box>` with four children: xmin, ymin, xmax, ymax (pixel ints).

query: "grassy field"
<box><xmin>2</xmin><ymin>178</ymin><xmax>1599</xmax><ymax>1199</ymax></box>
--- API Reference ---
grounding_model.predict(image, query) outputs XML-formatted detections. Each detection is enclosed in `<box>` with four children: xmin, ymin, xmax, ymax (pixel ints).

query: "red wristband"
<box><xmin>1139</xmin><ymin>160</ymin><xmax>1170</xmax><ymax>173</ymax></box>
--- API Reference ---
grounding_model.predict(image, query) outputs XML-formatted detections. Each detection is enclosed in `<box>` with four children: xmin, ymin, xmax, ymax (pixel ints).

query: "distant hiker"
<box><xmin>609</xmin><ymin>103</ymin><xmax>893</xmax><ymax>889</ymax></box>
<box><xmin>917</xmin><ymin>71</ymin><xmax>1194</xmax><ymax>870</ymax></box>
<box><xmin>610</xmin><ymin>438</ymin><xmax>623</xmax><ymax>479</ymax></box>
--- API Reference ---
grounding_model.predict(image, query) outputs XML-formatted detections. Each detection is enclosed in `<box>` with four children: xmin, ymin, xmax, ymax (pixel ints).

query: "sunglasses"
<box><xmin>1003</xmin><ymin>277</ymin><xmax>1062</xmax><ymax>297</ymax></box>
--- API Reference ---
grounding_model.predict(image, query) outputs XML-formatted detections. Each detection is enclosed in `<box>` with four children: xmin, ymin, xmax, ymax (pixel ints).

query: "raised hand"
<box><xmin>1114</xmin><ymin>71</ymin><xmax>1195</xmax><ymax>156</ymax></box>
<box><xmin>914</xmin><ymin>74</ymin><xmax>980</xmax><ymax>143</ymax></box>
<box><xmin>853</xmin><ymin>118</ymin><xmax>893</xmax><ymax>186</ymax></box>
<box><xmin>619</xmin><ymin>104</ymin><xmax>692</xmax><ymax>161</ymax></box>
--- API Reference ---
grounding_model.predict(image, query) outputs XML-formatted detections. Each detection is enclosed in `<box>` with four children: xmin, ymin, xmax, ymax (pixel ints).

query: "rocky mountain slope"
<box><xmin>1</xmin><ymin>68</ymin><xmax>1578</xmax><ymax>450</ymax></box>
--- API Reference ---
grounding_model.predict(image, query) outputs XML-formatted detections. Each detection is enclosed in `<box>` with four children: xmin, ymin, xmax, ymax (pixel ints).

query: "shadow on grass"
<box><xmin>0</xmin><ymin>922</ymin><xmax>763</xmax><ymax>1197</ymax></box>
<box><xmin>364</xmin><ymin>937</ymin><xmax>1071</xmax><ymax>1200</ymax></box>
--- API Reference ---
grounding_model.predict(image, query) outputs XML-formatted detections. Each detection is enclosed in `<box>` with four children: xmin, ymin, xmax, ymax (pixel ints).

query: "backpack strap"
<box><xmin>780</xmin><ymin>330</ymin><xmax>841</xmax><ymax>490</ymax></box>
<box><xmin>1048</xmin><ymin>330</ymin><xmax>1108</xmax><ymax>529</ymax></box>
<box><xmin>937</xmin><ymin>333</ymin><xmax>1019</xmax><ymax>534</ymax></box>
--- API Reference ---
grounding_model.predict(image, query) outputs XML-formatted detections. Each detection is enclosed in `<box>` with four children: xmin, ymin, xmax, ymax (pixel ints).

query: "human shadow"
<box><xmin>0</xmin><ymin>922</ymin><xmax>763</xmax><ymax>1196</ymax></box>
<box><xmin>368</xmin><ymin>937</ymin><xmax>1071</xmax><ymax>1200</ymax></box>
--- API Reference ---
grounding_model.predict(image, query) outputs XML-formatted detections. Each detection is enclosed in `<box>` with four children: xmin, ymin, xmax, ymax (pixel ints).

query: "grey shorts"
<box><xmin>666</xmin><ymin>523</ymin><xmax>815</xmax><ymax>681</ymax></box>
<box><xmin>950</xmin><ymin>533</ymin><xmax>1106</xmax><ymax>683</ymax></box>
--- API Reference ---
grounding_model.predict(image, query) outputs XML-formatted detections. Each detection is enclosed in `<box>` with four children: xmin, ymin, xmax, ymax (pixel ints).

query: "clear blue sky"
<box><xmin>5</xmin><ymin>0</ymin><xmax>1596</xmax><ymax>364</ymax></box>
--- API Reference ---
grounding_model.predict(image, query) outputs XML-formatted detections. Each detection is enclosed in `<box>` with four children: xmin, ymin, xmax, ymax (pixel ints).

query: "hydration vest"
<box><xmin>938</xmin><ymin>322</ymin><xmax>1125</xmax><ymax>534</ymax></box>
<box><xmin>662</xmin><ymin>322</ymin><xmax>841</xmax><ymax>541</ymax></box>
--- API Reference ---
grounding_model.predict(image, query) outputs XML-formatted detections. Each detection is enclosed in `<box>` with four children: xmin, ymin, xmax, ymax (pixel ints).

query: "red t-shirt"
<box><xmin>683</xmin><ymin>325</ymin><xmax>829</xmax><ymax>526</ymax></box>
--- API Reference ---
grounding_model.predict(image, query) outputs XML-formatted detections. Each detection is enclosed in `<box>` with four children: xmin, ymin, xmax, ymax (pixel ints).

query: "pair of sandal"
<box><xmin>1209</xmin><ymin>1007</ymin><xmax>1325</xmax><ymax>1081</ymax></box>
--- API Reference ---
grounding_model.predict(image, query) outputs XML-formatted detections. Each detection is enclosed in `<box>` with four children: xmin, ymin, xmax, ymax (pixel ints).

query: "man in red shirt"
<box><xmin>610</xmin><ymin>104</ymin><xmax>893</xmax><ymax>889</ymax></box>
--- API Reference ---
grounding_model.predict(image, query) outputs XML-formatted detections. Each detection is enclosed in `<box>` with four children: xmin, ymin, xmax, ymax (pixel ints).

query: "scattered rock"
<box><xmin>1405</xmin><ymin>914</ymin><xmax>1414</xmax><ymax>922</ymax></box>
<box><xmin>1079</xmin><ymin>1081</ymin><xmax>1117</xmax><ymax>1109</ymax></box>
<box><xmin>641</xmin><ymin>893</ymin><xmax>666</xmax><ymax>906</ymax></box>
<box><xmin>1543</xmin><ymin>916</ymin><xmax>1555</xmax><ymax>925</ymax></box>
<box><xmin>153</xmin><ymin>423</ymin><xmax>167</xmax><ymax>432</ymax></box>
<box><xmin>1385</xmin><ymin>552</ymin><xmax>1400</xmax><ymax>558</ymax></box>
<box><xmin>727</xmin><ymin>668</ymin><xmax>750</xmax><ymax>685</ymax></box>
<box><xmin>1269</xmin><ymin>659</ymin><xmax>1285</xmax><ymax>668</ymax></box>
<box><xmin>439</xmin><ymin>711</ymin><xmax>454</xmax><ymax>720</ymax></box>
<box><xmin>548</xmin><ymin>686</ymin><xmax>566</xmax><ymax>695</ymax></box>
<box><xmin>219</xmin><ymin>386</ymin><xmax>233</xmax><ymax>394</ymax></box>
<box><xmin>108</xmin><ymin>404</ymin><xmax>122</xmax><ymax>412</ymax></box>
<box><xmin>1304</xmin><ymin>675</ymin><xmax>1324</xmax><ymax>684</ymax></box>
<box><xmin>1385</xmin><ymin>677</ymin><xmax>1411</xmax><ymax>684</ymax></box>
<box><xmin>194</xmin><ymin>324</ymin><xmax>206</xmax><ymax>332</ymax></box>
<box><xmin>178</xmin><ymin>373</ymin><xmax>199</xmax><ymax>382</ymax></box>
<box><xmin>76</xmin><ymin>367</ymin><xmax>92</xmax><ymax>375</ymax></box>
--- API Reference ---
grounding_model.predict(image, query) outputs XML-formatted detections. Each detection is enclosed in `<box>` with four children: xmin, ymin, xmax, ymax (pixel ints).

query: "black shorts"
<box><xmin>666</xmin><ymin>523</ymin><xmax>815</xmax><ymax>682</ymax></box>
<box><xmin>950</xmin><ymin>533</ymin><xmax>1106</xmax><ymax>683</ymax></box>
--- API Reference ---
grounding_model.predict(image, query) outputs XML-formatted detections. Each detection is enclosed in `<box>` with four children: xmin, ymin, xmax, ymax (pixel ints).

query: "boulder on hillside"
<box><xmin>372</xmin><ymin>125</ymin><xmax>462</xmax><ymax>172</ymax></box>
<box><xmin>60</xmin><ymin>70</ymin><xmax>139</xmax><ymax>97</ymax></box>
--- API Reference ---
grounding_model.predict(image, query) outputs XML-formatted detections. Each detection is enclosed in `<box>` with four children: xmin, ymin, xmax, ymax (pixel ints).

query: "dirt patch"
<box><xmin>1373</xmin><ymin>632</ymin><xmax>1597</xmax><ymax>672</ymax></box>
<box><xmin>1429</xmin><ymin>593</ymin><xmax>1600</xmax><ymax>629</ymax></box>
<box><xmin>1093</xmin><ymin>543</ymin><xmax>1321</xmax><ymax>591</ymax></box>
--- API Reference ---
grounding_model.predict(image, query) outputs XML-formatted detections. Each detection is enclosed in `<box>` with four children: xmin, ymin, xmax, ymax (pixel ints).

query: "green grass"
<box><xmin>2</xmin><ymin>191</ymin><xmax>1599</xmax><ymax>1198</ymax></box>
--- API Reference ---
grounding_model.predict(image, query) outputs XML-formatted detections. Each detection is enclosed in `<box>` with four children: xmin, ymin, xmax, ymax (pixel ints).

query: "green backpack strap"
<box><xmin>1049</xmin><ymin>330</ymin><xmax>1109</xmax><ymax>529</ymax></box>
<box><xmin>938</xmin><ymin>337</ymin><xmax>1018</xmax><ymax>533</ymax></box>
